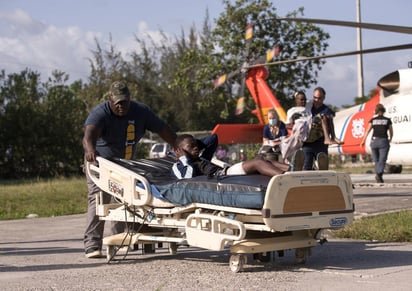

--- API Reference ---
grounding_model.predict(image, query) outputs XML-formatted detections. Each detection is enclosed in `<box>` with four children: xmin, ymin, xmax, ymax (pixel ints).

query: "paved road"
<box><xmin>351</xmin><ymin>173</ymin><xmax>412</xmax><ymax>186</ymax></box>
<box><xmin>1</xmin><ymin>173</ymin><xmax>411</xmax><ymax>290</ymax></box>
<box><xmin>351</xmin><ymin>173</ymin><xmax>412</xmax><ymax>217</ymax></box>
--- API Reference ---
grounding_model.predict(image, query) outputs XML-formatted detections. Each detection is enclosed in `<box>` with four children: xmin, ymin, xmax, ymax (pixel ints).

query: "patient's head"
<box><xmin>175</xmin><ymin>134</ymin><xmax>200</xmax><ymax>159</ymax></box>
<box><xmin>294</xmin><ymin>91</ymin><xmax>307</xmax><ymax>107</ymax></box>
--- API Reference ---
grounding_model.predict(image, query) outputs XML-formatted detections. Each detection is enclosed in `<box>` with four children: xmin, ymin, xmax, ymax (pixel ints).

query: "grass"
<box><xmin>1</xmin><ymin>175</ymin><xmax>411</xmax><ymax>243</ymax></box>
<box><xmin>0</xmin><ymin>177</ymin><xmax>87</xmax><ymax>220</ymax></box>
<box><xmin>332</xmin><ymin>162</ymin><xmax>412</xmax><ymax>174</ymax></box>
<box><xmin>332</xmin><ymin>210</ymin><xmax>412</xmax><ymax>242</ymax></box>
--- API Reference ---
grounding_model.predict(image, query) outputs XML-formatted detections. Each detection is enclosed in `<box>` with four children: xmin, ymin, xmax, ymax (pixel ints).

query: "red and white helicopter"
<box><xmin>211</xmin><ymin>18</ymin><xmax>412</xmax><ymax>170</ymax></box>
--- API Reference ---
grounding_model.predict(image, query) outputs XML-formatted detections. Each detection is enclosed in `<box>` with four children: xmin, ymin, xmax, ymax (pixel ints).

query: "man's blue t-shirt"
<box><xmin>85</xmin><ymin>101</ymin><xmax>166</xmax><ymax>159</ymax></box>
<box><xmin>311</xmin><ymin>104</ymin><xmax>335</xmax><ymax>118</ymax></box>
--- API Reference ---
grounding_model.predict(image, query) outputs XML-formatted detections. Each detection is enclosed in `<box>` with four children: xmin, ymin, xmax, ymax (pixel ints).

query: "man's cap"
<box><xmin>109</xmin><ymin>81</ymin><xmax>130</xmax><ymax>104</ymax></box>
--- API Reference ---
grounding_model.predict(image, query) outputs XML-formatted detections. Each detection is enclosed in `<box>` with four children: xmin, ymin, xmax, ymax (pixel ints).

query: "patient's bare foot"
<box><xmin>279</xmin><ymin>163</ymin><xmax>290</xmax><ymax>172</ymax></box>
<box><xmin>334</xmin><ymin>138</ymin><xmax>344</xmax><ymax>145</ymax></box>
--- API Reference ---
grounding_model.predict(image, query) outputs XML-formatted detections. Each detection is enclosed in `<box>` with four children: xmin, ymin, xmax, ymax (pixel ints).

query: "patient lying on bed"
<box><xmin>172</xmin><ymin>134</ymin><xmax>291</xmax><ymax>179</ymax></box>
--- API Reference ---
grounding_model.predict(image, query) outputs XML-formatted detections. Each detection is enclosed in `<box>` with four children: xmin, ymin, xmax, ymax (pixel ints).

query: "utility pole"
<box><xmin>356</xmin><ymin>0</ymin><xmax>365</xmax><ymax>97</ymax></box>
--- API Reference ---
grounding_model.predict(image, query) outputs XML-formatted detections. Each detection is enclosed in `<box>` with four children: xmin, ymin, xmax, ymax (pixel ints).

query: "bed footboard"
<box><xmin>262</xmin><ymin>171</ymin><xmax>354</xmax><ymax>232</ymax></box>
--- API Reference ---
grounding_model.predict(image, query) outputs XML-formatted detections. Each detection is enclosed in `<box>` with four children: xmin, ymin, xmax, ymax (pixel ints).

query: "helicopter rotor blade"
<box><xmin>244</xmin><ymin>23</ymin><xmax>253</xmax><ymax>60</ymax></box>
<box><xmin>238</xmin><ymin>68</ymin><xmax>247</xmax><ymax>96</ymax></box>
<box><xmin>246</xmin><ymin>43</ymin><xmax>412</xmax><ymax>68</ymax></box>
<box><xmin>235</xmin><ymin>96</ymin><xmax>246</xmax><ymax>115</ymax></box>
<box><xmin>251</xmin><ymin>45</ymin><xmax>281</xmax><ymax>66</ymax></box>
<box><xmin>214</xmin><ymin>23</ymin><xmax>254</xmax><ymax>90</ymax></box>
<box><xmin>214</xmin><ymin>69</ymin><xmax>241</xmax><ymax>88</ymax></box>
<box><xmin>234</xmin><ymin>45</ymin><xmax>281</xmax><ymax>115</ymax></box>
<box><xmin>276</xmin><ymin>17</ymin><xmax>412</xmax><ymax>34</ymax></box>
<box><xmin>236</xmin><ymin>23</ymin><xmax>254</xmax><ymax>109</ymax></box>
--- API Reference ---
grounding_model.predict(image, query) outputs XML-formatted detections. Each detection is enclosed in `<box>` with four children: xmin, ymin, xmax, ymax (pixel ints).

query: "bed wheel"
<box><xmin>168</xmin><ymin>242</ymin><xmax>177</xmax><ymax>255</ymax></box>
<box><xmin>106</xmin><ymin>245</ymin><xmax>115</xmax><ymax>262</ymax></box>
<box><xmin>295</xmin><ymin>247</ymin><xmax>310</xmax><ymax>264</ymax></box>
<box><xmin>253</xmin><ymin>252</ymin><xmax>271</xmax><ymax>262</ymax></box>
<box><xmin>229</xmin><ymin>254</ymin><xmax>247</xmax><ymax>273</ymax></box>
<box><xmin>143</xmin><ymin>243</ymin><xmax>155</xmax><ymax>254</ymax></box>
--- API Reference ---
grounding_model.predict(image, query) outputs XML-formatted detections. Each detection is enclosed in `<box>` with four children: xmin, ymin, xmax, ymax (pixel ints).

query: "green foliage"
<box><xmin>242</xmin><ymin>143</ymin><xmax>261</xmax><ymax>160</ymax></box>
<box><xmin>0</xmin><ymin>177</ymin><xmax>87</xmax><ymax>219</ymax></box>
<box><xmin>0</xmin><ymin>69</ymin><xmax>87</xmax><ymax>178</ymax></box>
<box><xmin>133</xmin><ymin>143</ymin><xmax>151</xmax><ymax>159</ymax></box>
<box><xmin>83</xmin><ymin>37</ymin><xmax>130</xmax><ymax>112</ymax></box>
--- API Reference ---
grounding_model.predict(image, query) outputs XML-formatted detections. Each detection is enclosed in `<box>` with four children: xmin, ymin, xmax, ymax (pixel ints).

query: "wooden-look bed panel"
<box><xmin>283</xmin><ymin>185</ymin><xmax>345</xmax><ymax>213</ymax></box>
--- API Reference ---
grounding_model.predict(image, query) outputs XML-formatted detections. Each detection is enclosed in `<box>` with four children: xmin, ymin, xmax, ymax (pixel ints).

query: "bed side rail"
<box><xmin>86</xmin><ymin>157</ymin><xmax>154</xmax><ymax>206</ymax></box>
<box><xmin>262</xmin><ymin>171</ymin><xmax>354</xmax><ymax>232</ymax></box>
<box><xmin>185</xmin><ymin>213</ymin><xmax>246</xmax><ymax>251</ymax></box>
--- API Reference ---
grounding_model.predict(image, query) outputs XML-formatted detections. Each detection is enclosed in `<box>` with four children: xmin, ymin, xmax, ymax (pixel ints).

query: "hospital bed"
<box><xmin>86</xmin><ymin>156</ymin><xmax>354</xmax><ymax>272</ymax></box>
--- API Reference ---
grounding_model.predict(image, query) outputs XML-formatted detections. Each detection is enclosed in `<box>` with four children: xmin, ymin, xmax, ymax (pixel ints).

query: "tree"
<box><xmin>42</xmin><ymin>72</ymin><xmax>87</xmax><ymax>176</ymax></box>
<box><xmin>0</xmin><ymin>69</ymin><xmax>45</xmax><ymax>177</ymax></box>
<box><xmin>83</xmin><ymin>36</ymin><xmax>130</xmax><ymax>113</ymax></box>
<box><xmin>0</xmin><ymin>69</ymin><xmax>87</xmax><ymax>178</ymax></box>
<box><xmin>156</xmin><ymin>11</ymin><xmax>242</xmax><ymax>130</ymax></box>
<box><xmin>156</xmin><ymin>24</ymin><xmax>229</xmax><ymax>131</ymax></box>
<box><xmin>206</xmin><ymin>0</ymin><xmax>330</xmax><ymax>120</ymax></box>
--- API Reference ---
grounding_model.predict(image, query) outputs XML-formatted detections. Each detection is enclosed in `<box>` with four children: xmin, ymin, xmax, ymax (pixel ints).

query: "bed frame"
<box><xmin>86</xmin><ymin>156</ymin><xmax>354</xmax><ymax>272</ymax></box>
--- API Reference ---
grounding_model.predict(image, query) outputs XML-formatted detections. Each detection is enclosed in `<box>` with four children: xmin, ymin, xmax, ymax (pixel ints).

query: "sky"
<box><xmin>0</xmin><ymin>0</ymin><xmax>411</xmax><ymax>107</ymax></box>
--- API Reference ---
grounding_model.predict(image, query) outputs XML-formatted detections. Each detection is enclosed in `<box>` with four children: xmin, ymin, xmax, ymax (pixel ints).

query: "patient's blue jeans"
<box><xmin>197</xmin><ymin>134</ymin><xmax>218</xmax><ymax>161</ymax></box>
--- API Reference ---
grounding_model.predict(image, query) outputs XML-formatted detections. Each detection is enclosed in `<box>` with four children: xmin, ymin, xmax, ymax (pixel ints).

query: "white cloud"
<box><xmin>136</xmin><ymin>21</ymin><xmax>168</xmax><ymax>45</ymax></box>
<box><xmin>0</xmin><ymin>9</ymin><xmax>45</xmax><ymax>36</ymax></box>
<box><xmin>309</xmin><ymin>58</ymin><xmax>357</xmax><ymax>106</ymax></box>
<box><xmin>0</xmin><ymin>9</ymin><xmax>102</xmax><ymax>81</ymax></box>
<box><xmin>0</xmin><ymin>10</ymin><xmax>175</xmax><ymax>82</ymax></box>
<box><xmin>114</xmin><ymin>20</ymin><xmax>173</xmax><ymax>60</ymax></box>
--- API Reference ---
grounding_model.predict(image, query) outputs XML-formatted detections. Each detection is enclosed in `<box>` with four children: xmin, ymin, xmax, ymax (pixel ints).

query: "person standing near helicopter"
<box><xmin>261</xmin><ymin>108</ymin><xmax>288</xmax><ymax>161</ymax></box>
<box><xmin>360</xmin><ymin>103</ymin><xmax>393</xmax><ymax>183</ymax></box>
<box><xmin>262</xmin><ymin>108</ymin><xmax>288</xmax><ymax>146</ymax></box>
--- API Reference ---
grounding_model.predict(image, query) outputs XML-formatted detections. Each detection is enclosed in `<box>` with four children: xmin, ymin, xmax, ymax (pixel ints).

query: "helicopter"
<box><xmin>210</xmin><ymin>18</ymin><xmax>412</xmax><ymax>170</ymax></box>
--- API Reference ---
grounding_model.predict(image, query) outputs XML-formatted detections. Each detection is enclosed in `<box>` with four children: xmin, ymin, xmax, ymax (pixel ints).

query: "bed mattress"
<box><xmin>109</xmin><ymin>157</ymin><xmax>270</xmax><ymax>209</ymax></box>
